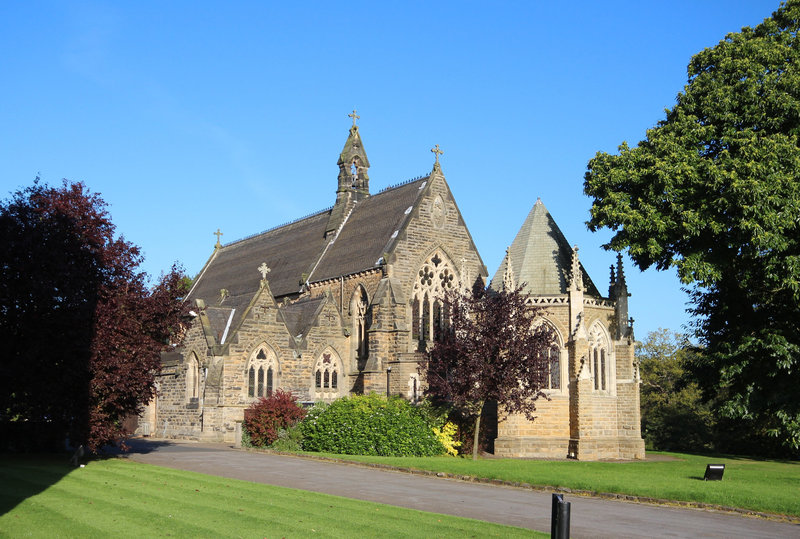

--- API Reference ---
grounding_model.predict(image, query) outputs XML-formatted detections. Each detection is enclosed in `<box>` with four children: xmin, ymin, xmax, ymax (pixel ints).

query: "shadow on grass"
<box><xmin>0</xmin><ymin>453</ymin><xmax>74</xmax><ymax>517</ymax></box>
<box><xmin>656</xmin><ymin>449</ymin><xmax>799</xmax><ymax>465</ymax></box>
<box><xmin>0</xmin><ymin>438</ymin><xmax>179</xmax><ymax>516</ymax></box>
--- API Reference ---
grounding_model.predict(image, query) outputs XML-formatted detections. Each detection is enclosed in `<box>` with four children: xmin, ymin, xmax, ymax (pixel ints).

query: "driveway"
<box><xmin>123</xmin><ymin>439</ymin><xmax>799</xmax><ymax>538</ymax></box>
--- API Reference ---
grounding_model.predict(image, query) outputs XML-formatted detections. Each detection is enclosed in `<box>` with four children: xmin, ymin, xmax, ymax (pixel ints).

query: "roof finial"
<box><xmin>569</xmin><ymin>245</ymin><xmax>583</xmax><ymax>292</ymax></box>
<box><xmin>214</xmin><ymin>228</ymin><xmax>223</xmax><ymax>249</ymax></box>
<box><xmin>502</xmin><ymin>247</ymin><xmax>516</xmax><ymax>291</ymax></box>
<box><xmin>348</xmin><ymin>109</ymin><xmax>360</xmax><ymax>128</ymax></box>
<box><xmin>431</xmin><ymin>144</ymin><xmax>443</xmax><ymax>164</ymax></box>
<box><xmin>616</xmin><ymin>252</ymin><xmax>626</xmax><ymax>287</ymax></box>
<box><xmin>258</xmin><ymin>262</ymin><xmax>271</xmax><ymax>282</ymax></box>
<box><xmin>608</xmin><ymin>264</ymin><xmax>616</xmax><ymax>296</ymax></box>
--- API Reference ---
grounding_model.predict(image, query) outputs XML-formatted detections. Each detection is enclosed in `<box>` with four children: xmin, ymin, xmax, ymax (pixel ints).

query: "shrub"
<box><xmin>300</xmin><ymin>394</ymin><xmax>445</xmax><ymax>456</ymax></box>
<box><xmin>269</xmin><ymin>425</ymin><xmax>304</xmax><ymax>452</ymax></box>
<box><xmin>243</xmin><ymin>390</ymin><xmax>306</xmax><ymax>447</ymax></box>
<box><xmin>241</xmin><ymin>425</ymin><xmax>254</xmax><ymax>448</ymax></box>
<box><xmin>433</xmin><ymin>422</ymin><xmax>461</xmax><ymax>456</ymax></box>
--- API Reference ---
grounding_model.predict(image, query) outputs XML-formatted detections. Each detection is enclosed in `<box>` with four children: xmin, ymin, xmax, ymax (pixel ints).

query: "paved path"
<box><xmin>124</xmin><ymin>439</ymin><xmax>799</xmax><ymax>538</ymax></box>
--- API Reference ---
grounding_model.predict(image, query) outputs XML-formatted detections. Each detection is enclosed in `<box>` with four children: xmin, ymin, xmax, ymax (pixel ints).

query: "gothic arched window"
<box><xmin>186</xmin><ymin>353</ymin><xmax>200</xmax><ymax>401</ymax></box>
<box><xmin>411</xmin><ymin>252</ymin><xmax>459</xmax><ymax>349</ymax></box>
<box><xmin>536</xmin><ymin>344</ymin><xmax>561</xmax><ymax>390</ymax></box>
<box><xmin>351</xmin><ymin>287</ymin><xmax>370</xmax><ymax>364</ymax></box>
<box><xmin>533</xmin><ymin>320</ymin><xmax>562</xmax><ymax>391</ymax></box>
<box><xmin>548</xmin><ymin>346</ymin><xmax>561</xmax><ymax>390</ymax></box>
<box><xmin>246</xmin><ymin>345</ymin><xmax>278</xmax><ymax>399</ymax></box>
<box><xmin>589</xmin><ymin>323</ymin><xmax>610</xmax><ymax>393</ymax></box>
<box><xmin>408</xmin><ymin>373</ymin><xmax>420</xmax><ymax>404</ymax></box>
<box><xmin>313</xmin><ymin>349</ymin><xmax>342</xmax><ymax>402</ymax></box>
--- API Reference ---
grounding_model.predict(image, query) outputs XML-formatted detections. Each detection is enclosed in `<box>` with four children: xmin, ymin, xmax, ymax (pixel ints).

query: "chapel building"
<box><xmin>490</xmin><ymin>201</ymin><xmax>645</xmax><ymax>460</ymax></box>
<box><xmin>143</xmin><ymin>117</ymin><xmax>487</xmax><ymax>444</ymax></box>
<box><xmin>140</xmin><ymin>117</ymin><xmax>645</xmax><ymax>460</ymax></box>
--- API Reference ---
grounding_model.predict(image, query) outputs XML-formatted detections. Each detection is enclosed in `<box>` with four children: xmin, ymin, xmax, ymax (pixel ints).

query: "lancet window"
<box><xmin>544</xmin><ymin>346</ymin><xmax>561</xmax><ymax>390</ymax></box>
<box><xmin>351</xmin><ymin>287</ymin><xmax>370</xmax><ymax>364</ymax></box>
<box><xmin>408</xmin><ymin>373</ymin><xmax>420</xmax><ymax>404</ymax></box>
<box><xmin>314</xmin><ymin>349</ymin><xmax>342</xmax><ymax>402</ymax></box>
<box><xmin>536</xmin><ymin>322</ymin><xmax>562</xmax><ymax>391</ymax></box>
<box><xmin>246</xmin><ymin>345</ymin><xmax>278</xmax><ymax>399</ymax></box>
<box><xmin>186</xmin><ymin>353</ymin><xmax>200</xmax><ymax>401</ymax></box>
<box><xmin>411</xmin><ymin>252</ymin><xmax>458</xmax><ymax>349</ymax></box>
<box><xmin>588</xmin><ymin>323</ymin><xmax>609</xmax><ymax>392</ymax></box>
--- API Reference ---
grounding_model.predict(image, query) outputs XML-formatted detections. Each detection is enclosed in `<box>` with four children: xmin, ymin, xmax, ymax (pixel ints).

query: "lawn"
<box><xmin>299</xmin><ymin>451</ymin><xmax>800</xmax><ymax>517</ymax></box>
<box><xmin>0</xmin><ymin>456</ymin><xmax>543</xmax><ymax>538</ymax></box>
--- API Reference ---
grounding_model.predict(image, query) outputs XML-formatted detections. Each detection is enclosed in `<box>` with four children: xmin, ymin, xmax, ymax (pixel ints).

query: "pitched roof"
<box><xmin>490</xmin><ymin>199</ymin><xmax>601</xmax><ymax>296</ymax></box>
<box><xmin>188</xmin><ymin>210</ymin><xmax>330</xmax><ymax>302</ymax></box>
<box><xmin>186</xmin><ymin>176</ymin><xmax>430</xmax><ymax>337</ymax></box>
<box><xmin>280</xmin><ymin>295</ymin><xmax>326</xmax><ymax>339</ymax></box>
<box><xmin>310</xmin><ymin>178</ymin><xmax>428</xmax><ymax>282</ymax></box>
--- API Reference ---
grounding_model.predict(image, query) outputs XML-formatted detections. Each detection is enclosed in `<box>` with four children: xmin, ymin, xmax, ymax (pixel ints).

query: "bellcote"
<box><xmin>326</xmin><ymin>111</ymin><xmax>371</xmax><ymax>238</ymax></box>
<box><xmin>336</xmin><ymin>110</ymin><xmax>370</xmax><ymax>202</ymax></box>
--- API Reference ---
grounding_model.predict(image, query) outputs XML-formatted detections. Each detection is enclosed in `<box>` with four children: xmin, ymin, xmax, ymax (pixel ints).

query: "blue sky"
<box><xmin>0</xmin><ymin>1</ymin><xmax>781</xmax><ymax>340</ymax></box>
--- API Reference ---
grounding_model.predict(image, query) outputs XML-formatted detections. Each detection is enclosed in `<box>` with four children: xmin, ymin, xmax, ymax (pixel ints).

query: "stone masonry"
<box><xmin>141</xmin><ymin>117</ymin><xmax>645</xmax><ymax>460</ymax></box>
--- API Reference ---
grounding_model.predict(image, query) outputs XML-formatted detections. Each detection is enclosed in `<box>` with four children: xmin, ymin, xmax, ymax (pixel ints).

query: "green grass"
<box><xmin>298</xmin><ymin>451</ymin><xmax>800</xmax><ymax>517</ymax></box>
<box><xmin>0</xmin><ymin>456</ymin><xmax>543</xmax><ymax>538</ymax></box>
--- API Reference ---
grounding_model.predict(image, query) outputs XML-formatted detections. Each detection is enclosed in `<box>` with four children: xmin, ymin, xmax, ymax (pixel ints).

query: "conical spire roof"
<box><xmin>490</xmin><ymin>199</ymin><xmax>600</xmax><ymax>296</ymax></box>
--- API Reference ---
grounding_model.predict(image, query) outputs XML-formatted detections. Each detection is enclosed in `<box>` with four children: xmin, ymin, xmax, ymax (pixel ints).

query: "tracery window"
<box><xmin>246</xmin><ymin>345</ymin><xmax>278</xmax><ymax>398</ymax></box>
<box><xmin>314</xmin><ymin>349</ymin><xmax>342</xmax><ymax>402</ymax></box>
<box><xmin>588</xmin><ymin>323</ymin><xmax>609</xmax><ymax>392</ymax></box>
<box><xmin>411</xmin><ymin>252</ymin><xmax>458</xmax><ymax>349</ymax></box>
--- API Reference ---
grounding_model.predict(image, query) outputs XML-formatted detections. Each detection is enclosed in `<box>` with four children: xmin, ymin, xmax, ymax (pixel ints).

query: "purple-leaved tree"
<box><xmin>0</xmin><ymin>180</ymin><xmax>189</xmax><ymax>452</ymax></box>
<box><xmin>421</xmin><ymin>283</ymin><xmax>556</xmax><ymax>460</ymax></box>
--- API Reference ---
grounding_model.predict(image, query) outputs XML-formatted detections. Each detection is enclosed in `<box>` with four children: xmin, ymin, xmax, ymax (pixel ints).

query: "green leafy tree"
<box><xmin>584</xmin><ymin>1</ymin><xmax>800</xmax><ymax>451</ymax></box>
<box><xmin>637</xmin><ymin>329</ymin><xmax>713</xmax><ymax>452</ymax></box>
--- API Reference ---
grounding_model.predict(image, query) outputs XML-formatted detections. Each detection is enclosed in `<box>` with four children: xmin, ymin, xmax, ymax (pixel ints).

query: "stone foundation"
<box><xmin>568</xmin><ymin>437</ymin><xmax>646</xmax><ymax>460</ymax></box>
<box><xmin>494</xmin><ymin>436</ymin><xmax>571</xmax><ymax>459</ymax></box>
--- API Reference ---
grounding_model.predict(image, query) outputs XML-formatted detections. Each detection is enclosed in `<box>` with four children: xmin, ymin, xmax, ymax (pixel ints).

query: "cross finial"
<box><xmin>431</xmin><ymin>144</ymin><xmax>443</xmax><ymax>164</ymax></box>
<box><xmin>348</xmin><ymin>109</ymin><xmax>360</xmax><ymax>127</ymax></box>
<box><xmin>258</xmin><ymin>263</ymin><xmax>271</xmax><ymax>281</ymax></box>
<box><xmin>214</xmin><ymin>228</ymin><xmax>223</xmax><ymax>248</ymax></box>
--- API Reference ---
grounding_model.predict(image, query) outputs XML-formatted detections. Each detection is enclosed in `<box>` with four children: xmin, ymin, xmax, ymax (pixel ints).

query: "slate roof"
<box><xmin>490</xmin><ymin>199</ymin><xmax>601</xmax><ymax>296</ymax></box>
<box><xmin>280</xmin><ymin>295</ymin><xmax>326</xmax><ymax>339</ymax></box>
<box><xmin>206</xmin><ymin>306</ymin><xmax>235</xmax><ymax>343</ymax></box>
<box><xmin>186</xmin><ymin>176</ymin><xmax>430</xmax><ymax>336</ymax></box>
<box><xmin>310</xmin><ymin>178</ymin><xmax>428</xmax><ymax>282</ymax></box>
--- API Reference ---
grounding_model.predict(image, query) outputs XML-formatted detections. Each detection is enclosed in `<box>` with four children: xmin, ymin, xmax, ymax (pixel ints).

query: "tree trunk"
<box><xmin>472</xmin><ymin>402</ymin><xmax>484</xmax><ymax>461</ymax></box>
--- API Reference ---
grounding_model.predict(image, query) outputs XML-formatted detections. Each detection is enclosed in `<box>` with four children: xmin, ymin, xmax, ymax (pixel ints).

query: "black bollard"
<box><xmin>556</xmin><ymin>500</ymin><xmax>571</xmax><ymax>538</ymax></box>
<box><xmin>551</xmin><ymin>494</ymin><xmax>562</xmax><ymax>537</ymax></box>
<box><xmin>550</xmin><ymin>493</ymin><xmax>571</xmax><ymax>539</ymax></box>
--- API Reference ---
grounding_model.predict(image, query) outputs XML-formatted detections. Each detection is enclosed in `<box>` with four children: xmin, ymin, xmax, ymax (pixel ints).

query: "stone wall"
<box><xmin>495</xmin><ymin>394</ymin><xmax>570</xmax><ymax>458</ymax></box>
<box><xmin>495</xmin><ymin>295</ymin><xmax>645</xmax><ymax>460</ymax></box>
<box><xmin>388</xmin><ymin>171</ymin><xmax>486</xmax><ymax>354</ymax></box>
